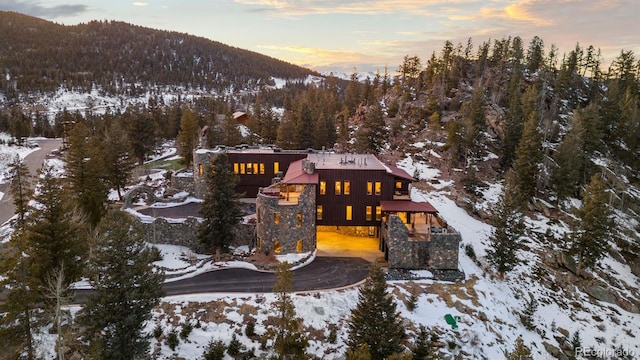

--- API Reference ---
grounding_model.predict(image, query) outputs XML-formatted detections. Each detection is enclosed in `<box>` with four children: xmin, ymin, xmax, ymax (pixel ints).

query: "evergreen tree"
<box><xmin>355</xmin><ymin>104</ymin><xmax>387</xmax><ymax>156</ymax></box>
<box><xmin>487</xmin><ymin>187</ymin><xmax>525</xmax><ymax>274</ymax></box>
<box><xmin>65</xmin><ymin>122</ymin><xmax>108</xmax><ymax>228</ymax></box>
<box><xmin>26</xmin><ymin>165</ymin><xmax>85</xmax><ymax>288</ymax></box>
<box><xmin>79</xmin><ymin>210</ymin><xmax>164</xmax><ymax>360</ymax></box>
<box><xmin>504</xmin><ymin>336</ymin><xmax>533</xmax><ymax>360</ymax></box>
<box><xmin>508</xmin><ymin>113</ymin><xmax>543</xmax><ymax>209</ymax></box>
<box><xmin>197</xmin><ymin>153</ymin><xmax>243</xmax><ymax>259</ymax></box>
<box><xmin>347</xmin><ymin>262</ymin><xmax>406</xmax><ymax>360</ymax></box>
<box><xmin>270</xmin><ymin>262</ymin><xmax>308</xmax><ymax>359</ymax></box>
<box><xmin>412</xmin><ymin>325</ymin><xmax>437</xmax><ymax>360</ymax></box>
<box><xmin>569</xmin><ymin>174</ymin><xmax>614</xmax><ymax>271</ymax></box>
<box><xmin>294</xmin><ymin>101</ymin><xmax>315</xmax><ymax>149</ymax></box>
<box><xmin>461</xmin><ymin>80</ymin><xmax>486</xmax><ymax>158</ymax></box>
<box><xmin>7</xmin><ymin>154</ymin><xmax>32</xmax><ymax>226</ymax></box>
<box><xmin>550</xmin><ymin>131</ymin><xmax>585</xmax><ymax>200</ymax></box>
<box><xmin>126</xmin><ymin>106</ymin><xmax>158</xmax><ymax>165</ymax></box>
<box><xmin>501</xmin><ymin>66</ymin><xmax>525</xmax><ymax>169</ymax></box>
<box><xmin>103</xmin><ymin>121</ymin><xmax>135</xmax><ymax>201</ymax></box>
<box><xmin>221</xmin><ymin>113</ymin><xmax>243</xmax><ymax>147</ymax></box>
<box><xmin>177</xmin><ymin>107</ymin><xmax>200</xmax><ymax>167</ymax></box>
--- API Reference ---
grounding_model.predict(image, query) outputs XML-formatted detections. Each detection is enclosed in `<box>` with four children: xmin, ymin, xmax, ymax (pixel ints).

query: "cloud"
<box><xmin>0</xmin><ymin>0</ymin><xmax>87</xmax><ymax>18</ymax></box>
<box><xmin>132</xmin><ymin>2</ymin><xmax>148</xmax><ymax>6</ymax></box>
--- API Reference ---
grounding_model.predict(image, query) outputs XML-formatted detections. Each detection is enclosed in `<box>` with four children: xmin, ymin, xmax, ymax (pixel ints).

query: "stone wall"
<box><xmin>140</xmin><ymin>216</ymin><xmax>255</xmax><ymax>254</ymax></box>
<box><xmin>383</xmin><ymin>214</ymin><xmax>461</xmax><ymax>271</ymax></box>
<box><xmin>171</xmin><ymin>170</ymin><xmax>195</xmax><ymax>195</ymax></box>
<box><xmin>256</xmin><ymin>185</ymin><xmax>316</xmax><ymax>255</ymax></box>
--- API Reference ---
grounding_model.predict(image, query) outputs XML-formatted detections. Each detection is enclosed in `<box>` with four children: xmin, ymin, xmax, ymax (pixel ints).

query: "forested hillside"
<box><xmin>0</xmin><ymin>11</ymin><xmax>316</xmax><ymax>99</ymax></box>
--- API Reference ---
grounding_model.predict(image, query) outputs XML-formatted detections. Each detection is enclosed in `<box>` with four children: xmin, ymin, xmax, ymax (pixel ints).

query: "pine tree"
<box><xmin>504</xmin><ymin>336</ymin><xmax>533</xmax><ymax>360</ymax></box>
<box><xmin>221</xmin><ymin>114</ymin><xmax>243</xmax><ymax>147</ymax></box>
<box><xmin>103</xmin><ymin>121</ymin><xmax>135</xmax><ymax>201</ymax></box>
<box><xmin>501</xmin><ymin>66</ymin><xmax>525</xmax><ymax>169</ymax></box>
<box><xmin>26</xmin><ymin>165</ymin><xmax>85</xmax><ymax>288</ymax></box>
<box><xmin>569</xmin><ymin>174</ymin><xmax>614</xmax><ymax>271</ymax></box>
<box><xmin>461</xmin><ymin>80</ymin><xmax>486</xmax><ymax>158</ymax></box>
<box><xmin>509</xmin><ymin>112</ymin><xmax>543</xmax><ymax>209</ymax></box>
<box><xmin>355</xmin><ymin>104</ymin><xmax>387</xmax><ymax>155</ymax></box>
<box><xmin>177</xmin><ymin>107</ymin><xmax>200</xmax><ymax>167</ymax></box>
<box><xmin>487</xmin><ymin>187</ymin><xmax>525</xmax><ymax>274</ymax></box>
<box><xmin>197</xmin><ymin>153</ymin><xmax>243</xmax><ymax>259</ymax></box>
<box><xmin>413</xmin><ymin>325</ymin><xmax>437</xmax><ymax>360</ymax></box>
<box><xmin>270</xmin><ymin>262</ymin><xmax>308</xmax><ymax>359</ymax></box>
<box><xmin>347</xmin><ymin>262</ymin><xmax>406</xmax><ymax>360</ymax></box>
<box><xmin>7</xmin><ymin>154</ymin><xmax>32</xmax><ymax>226</ymax></box>
<box><xmin>65</xmin><ymin>122</ymin><xmax>108</xmax><ymax>228</ymax></box>
<box><xmin>79</xmin><ymin>210</ymin><xmax>164</xmax><ymax>360</ymax></box>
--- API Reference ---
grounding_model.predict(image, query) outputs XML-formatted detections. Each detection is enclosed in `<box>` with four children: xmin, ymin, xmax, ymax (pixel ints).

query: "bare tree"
<box><xmin>45</xmin><ymin>264</ymin><xmax>70</xmax><ymax>360</ymax></box>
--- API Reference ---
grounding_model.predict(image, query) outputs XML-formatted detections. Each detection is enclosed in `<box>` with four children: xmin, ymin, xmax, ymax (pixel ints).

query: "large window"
<box><xmin>375</xmin><ymin>181</ymin><xmax>382</xmax><ymax>195</ymax></box>
<box><xmin>233</xmin><ymin>163</ymin><xmax>239</xmax><ymax>174</ymax></box>
<box><xmin>320</xmin><ymin>181</ymin><xmax>326</xmax><ymax>195</ymax></box>
<box><xmin>367</xmin><ymin>181</ymin><xmax>373</xmax><ymax>195</ymax></box>
<box><xmin>260</xmin><ymin>163</ymin><xmax>265</xmax><ymax>174</ymax></box>
<box><xmin>346</xmin><ymin>205</ymin><xmax>353</xmax><ymax>221</ymax></box>
<box><xmin>344</xmin><ymin>181</ymin><xmax>351</xmax><ymax>195</ymax></box>
<box><xmin>335</xmin><ymin>181</ymin><xmax>342</xmax><ymax>195</ymax></box>
<box><xmin>246</xmin><ymin>163</ymin><xmax>253</xmax><ymax>174</ymax></box>
<box><xmin>198</xmin><ymin>164</ymin><xmax>203</xmax><ymax>176</ymax></box>
<box><xmin>317</xmin><ymin>205</ymin><xmax>323</xmax><ymax>220</ymax></box>
<box><xmin>274</xmin><ymin>162</ymin><xmax>280</xmax><ymax>174</ymax></box>
<box><xmin>366</xmin><ymin>206</ymin><xmax>372</xmax><ymax>221</ymax></box>
<box><xmin>240</xmin><ymin>163</ymin><xmax>246</xmax><ymax>174</ymax></box>
<box><xmin>376</xmin><ymin>206</ymin><xmax>382</xmax><ymax>221</ymax></box>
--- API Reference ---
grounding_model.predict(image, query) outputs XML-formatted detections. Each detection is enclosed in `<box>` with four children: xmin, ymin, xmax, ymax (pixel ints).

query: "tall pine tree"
<box><xmin>197</xmin><ymin>153</ymin><xmax>243</xmax><ymax>259</ymax></box>
<box><xmin>347</xmin><ymin>262</ymin><xmax>406</xmax><ymax>360</ymax></box>
<box><xmin>79</xmin><ymin>210</ymin><xmax>164</xmax><ymax>360</ymax></box>
<box><xmin>270</xmin><ymin>262</ymin><xmax>308</xmax><ymax>359</ymax></box>
<box><xmin>177</xmin><ymin>107</ymin><xmax>200</xmax><ymax>167</ymax></box>
<box><xmin>486</xmin><ymin>186</ymin><xmax>525</xmax><ymax>274</ymax></box>
<box><xmin>7</xmin><ymin>154</ymin><xmax>32</xmax><ymax>226</ymax></box>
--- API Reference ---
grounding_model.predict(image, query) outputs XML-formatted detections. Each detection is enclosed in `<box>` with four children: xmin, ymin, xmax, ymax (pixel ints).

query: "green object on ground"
<box><xmin>444</xmin><ymin>313</ymin><xmax>458</xmax><ymax>329</ymax></box>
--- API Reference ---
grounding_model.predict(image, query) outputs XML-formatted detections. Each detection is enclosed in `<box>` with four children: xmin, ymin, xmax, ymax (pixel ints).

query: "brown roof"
<box><xmin>386</xmin><ymin>164</ymin><xmax>415</xmax><ymax>181</ymax></box>
<box><xmin>282</xmin><ymin>159</ymin><xmax>319</xmax><ymax>184</ymax></box>
<box><xmin>380</xmin><ymin>200</ymin><xmax>438</xmax><ymax>213</ymax></box>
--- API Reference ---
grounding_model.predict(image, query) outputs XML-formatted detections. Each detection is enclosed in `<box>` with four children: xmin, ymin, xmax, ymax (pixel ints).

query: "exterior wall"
<box><xmin>192</xmin><ymin>148</ymin><xmax>308</xmax><ymax>198</ymax></box>
<box><xmin>256</xmin><ymin>184</ymin><xmax>316</xmax><ymax>255</ymax></box>
<box><xmin>315</xmin><ymin>168</ymin><xmax>393</xmax><ymax>227</ymax></box>
<box><xmin>383</xmin><ymin>214</ymin><xmax>461</xmax><ymax>271</ymax></box>
<box><xmin>171</xmin><ymin>170</ymin><xmax>195</xmax><ymax>194</ymax></box>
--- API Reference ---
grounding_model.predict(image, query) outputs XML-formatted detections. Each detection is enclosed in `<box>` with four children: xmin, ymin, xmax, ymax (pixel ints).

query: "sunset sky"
<box><xmin>2</xmin><ymin>0</ymin><xmax>639</xmax><ymax>74</ymax></box>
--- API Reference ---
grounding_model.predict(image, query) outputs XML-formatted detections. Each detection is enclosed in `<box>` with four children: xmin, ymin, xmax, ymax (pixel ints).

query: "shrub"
<box><xmin>167</xmin><ymin>329</ymin><xmax>179</xmax><ymax>351</ymax></box>
<box><xmin>203</xmin><ymin>340</ymin><xmax>226</xmax><ymax>360</ymax></box>
<box><xmin>228</xmin><ymin>333</ymin><xmax>242</xmax><ymax>356</ymax></box>
<box><xmin>180</xmin><ymin>322</ymin><xmax>193</xmax><ymax>339</ymax></box>
<box><xmin>245</xmin><ymin>320</ymin><xmax>256</xmax><ymax>337</ymax></box>
<box><xmin>153</xmin><ymin>323</ymin><xmax>164</xmax><ymax>339</ymax></box>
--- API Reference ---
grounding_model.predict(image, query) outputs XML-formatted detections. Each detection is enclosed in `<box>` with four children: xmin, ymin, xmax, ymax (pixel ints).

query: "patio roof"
<box><xmin>380</xmin><ymin>200</ymin><xmax>438</xmax><ymax>213</ymax></box>
<box><xmin>385</xmin><ymin>164</ymin><xmax>415</xmax><ymax>181</ymax></box>
<box><xmin>282</xmin><ymin>159</ymin><xmax>319</xmax><ymax>184</ymax></box>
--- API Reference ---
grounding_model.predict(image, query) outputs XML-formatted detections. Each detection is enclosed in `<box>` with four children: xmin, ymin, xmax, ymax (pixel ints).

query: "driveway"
<box><xmin>0</xmin><ymin>138</ymin><xmax>63</xmax><ymax>225</ymax></box>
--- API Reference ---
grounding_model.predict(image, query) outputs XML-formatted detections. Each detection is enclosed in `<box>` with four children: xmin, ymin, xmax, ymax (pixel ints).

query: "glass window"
<box><xmin>274</xmin><ymin>162</ymin><xmax>280</xmax><ymax>174</ymax></box>
<box><xmin>274</xmin><ymin>212</ymin><xmax>280</xmax><ymax>224</ymax></box>
<box><xmin>366</xmin><ymin>206</ymin><xmax>372</xmax><ymax>221</ymax></box>
<box><xmin>396</xmin><ymin>181</ymin><xmax>402</xmax><ymax>189</ymax></box>
<box><xmin>376</xmin><ymin>206</ymin><xmax>382</xmax><ymax>221</ymax></box>
<box><xmin>296</xmin><ymin>240</ymin><xmax>303</xmax><ymax>253</ymax></box>
<box><xmin>297</xmin><ymin>213</ymin><xmax>302</xmax><ymax>227</ymax></box>
<box><xmin>260</xmin><ymin>163</ymin><xmax>265</xmax><ymax>174</ymax></box>
<box><xmin>234</xmin><ymin>163</ymin><xmax>239</xmax><ymax>174</ymax></box>
<box><xmin>375</xmin><ymin>181</ymin><xmax>382</xmax><ymax>195</ymax></box>
<box><xmin>198</xmin><ymin>164</ymin><xmax>203</xmax><ymax>176</ymax></box>
<box><xmin>246</xmin><ymin>163</ymin><xmax>253</xmax><ymax>174</ymax></box>
<box><xmin>367</xmin><ymin>182</ymin><xmax>373</xmax><ymax>195</ymax></box>
<box><xmin>257</xmin><ymin>237</ymin><xmax>262</xmax><ymax>250</ymax></box>
<box><xmin>274</xmin><ymin>241</ymin><xmax>281</xmax><ymax>254</ymax></box>
<box><xmin>320</xmin><ymin>181</ymin><xmax>326</xmax><ymax>195</ymax></box>
<box><xmin>346</xmin><ymin>205</ymin><xmax>352</xmax><ymax>221</ymax></box>
<box><xmin>240</xmin><ymin>163</ymin><xmax>245</xmax><ymax>174</ymax></box>
<box><xmin>344</xmin><ymin>181</ymin><xmax>350</xmax><ymax>195</ymax></box>
<box><xmin>253</xmin><ymin>163</ymin><xmax>259</xmax><ymax>174</ymax></box>
<box><xmin>257</xmin><ymin>209</ymin><xmax>261</xmax><ymax>222</ymax></box>
<box><xmin>317</xmin><ymin>205</ymin><xmax>323</xmax><ymax>220</ymax></box>
<box><xmin>335</xmin><ymin>181</ymin><xmax>341</xmax><ymax>195</ymax></box>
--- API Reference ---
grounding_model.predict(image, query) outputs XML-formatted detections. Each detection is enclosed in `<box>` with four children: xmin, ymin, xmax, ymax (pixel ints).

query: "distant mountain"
<box><xmin>0</xmin><ymin>11</ymin><xmax>318</xmax><ymax>100</ymax></box>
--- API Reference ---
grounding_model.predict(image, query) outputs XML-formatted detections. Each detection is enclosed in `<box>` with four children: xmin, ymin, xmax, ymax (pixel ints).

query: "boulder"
<box><xmin>585</xmin><ymin>284</ymin><xmax>615</xmax><ymax>304</ymax></box>
<box><xmin>556</xmin><ymin>251</ymin><xmax>578</xmax><ymax>276</ymax></box>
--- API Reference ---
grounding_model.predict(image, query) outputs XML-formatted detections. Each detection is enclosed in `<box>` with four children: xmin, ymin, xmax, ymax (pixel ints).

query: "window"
<box><xmin>367</xmin><ymin>181</ymin><xmax>373</xmax><ymax>195</ymax></box>
<box><xmin>296</xmin><ymin>240</ymin><xmax>303</xmax><ymax>253</ymax></box>
<box><xmin>366</xmin><ymin>206</ymin><xmax>372</xmax><ymax>221</ymax></box>
<box><xmin>253</xmin><ymin>163</ymin><xmax>259</xmax><ymax>174</ymax></box>
<box><xmin>344</xmin><ymin>181</ymin><xmax>350</xmax><ymax>195</ymax></box>
<box><xmin>335</xmin><ymin>181</ymin><xmax>342</xmax><ymax>195</ymax></box>
<box><xmin>274</xmin><ymin>162</ymin><xmax>280</xmax><ymax>174</ymax></box>
<box><xmin>320</xmin><ymin>181</ymin><xmax>326</xmax><ymax>195</ymax></box>
<box><xmin>246</xmin><ymin>163</ymin><xmax>253</xmax><ymax>174</ymax></box>
<box><xmin>240</xmin><ymin>163</ymin><xmax>246</xmax><ymax>174</ymax></box>
<box><xmin>396</xmin><ymin>181</ymin><xmax>402</xmax><ymax>189</ymax></box>
<box><xmin>346</xmin><ymin>205</ymin><xmax>353</xmax><ymax>221</ymax></box>
<box><xmin>297</xmin><ymin>212</ymin><xmax>302</xmax><ymax>227</ymax></box>
<box><xmin>376</xmin><ymin>206</ymin><xmax>382</xmax><ymax>221</ymax></box>
<box><xmin>375</xmin><ymin>181</ymin><xmax>382</xmax><ymax>195</ymax></box>
<box><xmin>274</xmin><ymin>212</ymin><xmax>280</xmax><ymax>224</ymax></box>
<box><xmin>257</xmin><ymin>237</ymin><xmax>262</xmax><ymax>250</ymax></box>
<box><xmin>234</xmin><ymin>163</ymin><xmax>239</xmax><ymax>174</ymax></box>
<box><xmin>274</xmin><ymin>241</ymin><xmax>281</xmax><ymax>254</ymax></box>
<box><xmin>257</xmin><ymin>209</ymin><xmax>261</xmax><ymax>222</ymax></box>
<box><xmin>198</xmin><ymin>164</ymin><xmax>203</xmax><ymax>176</ymax></box>
<box><xmin>260</xmin><ymin>163</ymin><xmax>265</xmax><ymax>174</ymax></box>
<box><xmin>317</xmin><ymin>205</ymin><xmax>323</xmax><ymax>220</ymax></box>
